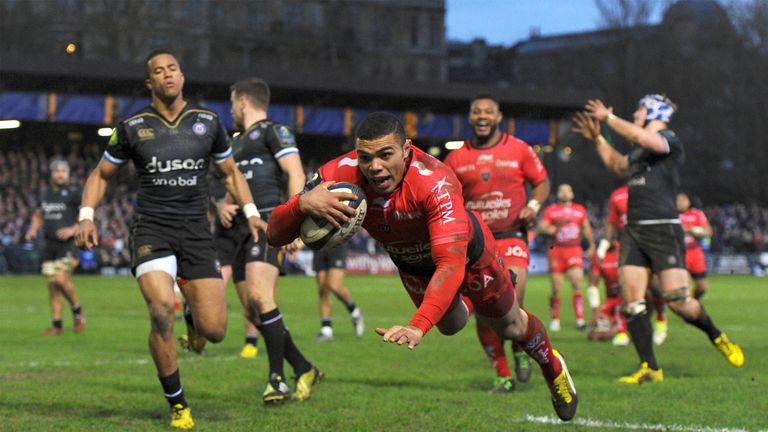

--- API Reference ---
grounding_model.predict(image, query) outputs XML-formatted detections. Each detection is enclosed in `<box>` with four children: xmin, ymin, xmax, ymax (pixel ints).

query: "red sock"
<box><xmin>573</xmin><ymin>291</ymin><xmax>584</xmax><ymax>320</ymax></box>
<box><xmin>550</xmin><ymin>295</ymin><xmax>561</xmax><ymax>320</ymax></box>
<box><xmin>475</xmin><ymin>320</ymin><xmax>511</xmax><ymax>377</ymax></box>
<box><xmin>652</xmin><ymin>296</ymin><xmax>667</xmax><ymax>321</ymax></box>
<box><xmin>605</xmin><ymin>297</ymin><xmax>626</xmax><ymax>332</ymax></box>
<box><xmin>519</xmin><ymin>310</ymin><xmax>562</xmax><ymax>382</ymax></box>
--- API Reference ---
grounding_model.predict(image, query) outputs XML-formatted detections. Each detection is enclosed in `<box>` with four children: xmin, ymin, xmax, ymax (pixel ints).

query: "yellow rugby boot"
<box><xmin>170</xmin><ymin>404</ymin><xmax>194</xmax><ymax>430</ymax></box>
<box><xmin>294</xmin><ymin>365</ymin><xmax>325</xmax><ymax>401</ymax></box>
<box><xmin>618</xmin><ymin>362</ymin><xmax>664</xmax><ymax>384</ymax></box>
<box><xmin>713</xmin><ymin>332</ymin><xmax>744</xmax><ymax>367</ymax></box>
<box><xmin>549</xmin><ymin>350</ymin><xmax>578</xmax><ymax>421</ymax></box>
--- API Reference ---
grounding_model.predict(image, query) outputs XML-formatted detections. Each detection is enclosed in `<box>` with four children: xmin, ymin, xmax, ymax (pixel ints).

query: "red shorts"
<box><xmin>495</xmin><ymin>237</ymin><xmax>530</xmax><ymax>269</ymax></box>
<box><xmin>548</xmin><ymin>245</ymin><xmax>584</xmax><ymax>273</ymax></box>
<box><xmin>685</xmin><ymin>247</ymin><xmax>707</xmax><ymax>278</ymax></box>
<box><xmin>399</xmin><ymin>223</ymin><xmax>515</xmax><ymax>320</ymax></box>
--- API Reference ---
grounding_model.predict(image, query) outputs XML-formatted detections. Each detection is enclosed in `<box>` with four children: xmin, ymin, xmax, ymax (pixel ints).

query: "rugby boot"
<box><xmin>612</xmin><ymin>332</ymin><xmax>630</xmax><ymax>347</ymax></box>
<box><xmin>618</xmin><ymin>362</ymin><xmax>664</xmax><ymax>384</ymax></box>
<box><xmin>491</xmin><ymin>376</ymin><xmax>515</xmax><ymax>394</ymax></box>
<box><xmin>263</xmin><ymin>373</ymin><xmax>291</xmax><ymax>405</ymax></box>
<box><xmin>43</xmin><ymin>327</ymin><xmax>63</xmax><ymax>336</ymax></box>
<box><xmin>170</xmin><ymin>404</ymin><xmax>194</xmax><ymax>430</ymax></box>
<box><xmin>713</xmin><ymin>332</ymin><xmax>744</xmax><ymax>367</ymax></box>
<box><xmin>294</xmin><ymin>365</ymin><xmax>325</xmax><ymax>401</ymax></box>
<box><xmin>178</xmin><ymin>331</ymin><xmax>206</xmax><ymax>355</ymax></box>
<box><xmin>239</xmin><ymin>344</ymin><xmax>258</xmax><ymax>359</ymax></box>
<box><xmin>351</xmin><ymin>308</ymin><xmax>365</xmax><ymax>337</ymax></box>
<box><xmin>653</xmin><ymin>320</ymin><xmax>668</xmax><ymax>345</ymax></box>
<box><xmin>514</xmin><ymin>351</ymin><xmax>533</xmax><ymax>383</ymax></box>
<box><xmin>549</xmin><ymin>350</ymin><xmax>578</xmax><ymax>421</ymax></box>
<box><xmin>73</xmin><ymin>314</ymin><xmax>86</xmax><ymax>333</ymax></box>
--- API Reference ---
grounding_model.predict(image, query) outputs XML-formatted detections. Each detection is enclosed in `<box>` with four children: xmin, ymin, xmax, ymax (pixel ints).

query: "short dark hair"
<box><xmin>471</xmin><ymin>93</ymin><xmax>500</xmax><ymax>108</ymax></box>
<box><xmin>145</xmin><ymin>49</ymin><xmax>178</xmax><ymax>78</ymax></box>
<box><xmin>230</xmin><ymin>78</ymin><xmax>271</xmax><ymax>110</ymax></box>
<box><xmin>354</xmin><ymin>112</ymin><xmax>406</xmax><ymax>144</ymax></box>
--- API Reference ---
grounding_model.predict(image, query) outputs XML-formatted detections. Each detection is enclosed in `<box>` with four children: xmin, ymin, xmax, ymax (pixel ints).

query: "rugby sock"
<box><xmin>52</xmin><ymin>319</ymin><xmax>63</xmax><ymax>330</ymax></box>
<box><xmin>681</xmin><ymin>304</ymin><xmax>721</xmax><ymax>340</ymax></box>
<box><xmin>245</xmin><ymin>335</ymin><xmax>258</xmax><ymax>346</ymax></box>
<box><xmin>550</xmin><ymin>295</ymin><xmax>561</xmax><ymax>320</ymax></box>
<box><xmin>343</xmin><ymin>300</ymin><xmax>357</xmax><ymax>314</ymax></box>
<box><xmin>258</xmin><ymin>308</ymin><xmax>286</xmax><ymax>379</ymax></box>
<box><xmin>71</xmin><ymin>304</ymin><xmax>82</xmax><ymax>320</ymax></box>
<box><xmin>652</xmin><ymin>296</ymin><xmax>667</xmax><ymax>322</ymax></box>
<box><xmin>573</xmin><ymin>292</ymin><xmax>584</xmax><ymax>320</ymax></box>
<box><xmin>606</xmin><ymin>298</ymin><xmax>627</xmax><ymax>333</ymax></box>
<box><xmin>283</xmin><ymin>328</ymin><xmax>313</xmax><ymax>376</ymax></box>
<box><xmin>475</xmin><ymin>321</ymin><xmax>511</xmax><ymax>377</ymax></box>
<box><xmin>512</xmin><ymin>341</ymin><xmax>524</xmax><ymax>354</ymax></box>
<box><xmin>320</xmin><ymin>317</ymin><xmax>332</xmax><ymax>329</ymax></box>
<box><xmin>625</xmin><ymin>311</ymin><xmax>658</xmax><ymax>370</ymax></box>
<box><xmin>183</xmin><ymin>302</ymin><xmax>195</xmax><ymax>331</ymax></box>
<box><xmin>519</xmin><ymin>311</ymin><xmax>562</xmax><ymax>382</ymax></box>
<box><xmin>159</xmin><ymin>369</ymin><xmax>187</xmax><ymax>408</ymax></box>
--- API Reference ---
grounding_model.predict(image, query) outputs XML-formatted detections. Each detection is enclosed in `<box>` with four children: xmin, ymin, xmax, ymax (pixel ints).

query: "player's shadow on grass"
<box><xmin>331</xmin><ymin>375</ymin><xmax>537</xmax><ymax>393</ymax></box>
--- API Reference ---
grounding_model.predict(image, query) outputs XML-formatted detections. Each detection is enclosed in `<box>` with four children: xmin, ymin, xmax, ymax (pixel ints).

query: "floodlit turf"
<box><xmin>0</xmin><ymin>274</ymin><xmax>765</xmax><ymax>431</ymax></box>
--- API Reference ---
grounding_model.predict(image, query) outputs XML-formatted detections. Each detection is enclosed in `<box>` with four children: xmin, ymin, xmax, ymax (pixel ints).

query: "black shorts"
<box><xmin>620</xmin><ymin>223</ymin><xmax>686</xmax><ymax>273</ymax></box>
<box><xmin>42</xmin><ymin>238</ymin><xmax>78</xmax><ymax>262</ymax></box>
<box><xmin>214</xmin><ymin>222</ymin><xmax>236</xmax><ymax>267</ymax></box>
<box><xmin>129</xmin><ymin>214</ymin><xmax>221</xmax><ymax>280</ymax></box>
<box><xmin>231</xmin><ymin>212</ymin><xmax>280</xmax><ymax>284</ymax></box>
<box><xmin>312</xmin><ymin>244</ymin><xmax>348</xmax><ymax>272</ymax></box>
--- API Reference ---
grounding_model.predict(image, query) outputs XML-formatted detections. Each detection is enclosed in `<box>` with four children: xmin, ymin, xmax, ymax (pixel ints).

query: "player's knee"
<box><xmin>204</xmin><ymin>329</ymin><xmax>226</xmax><ymax>344</ymax></box>
<box><xmin>148</xmin><ymin>305</ymin><xmax>175</xmax><ymax>335</ymax></box>
<box><xmin>662</xmin><ymin>287</ymin><xmax>689</xmax><ymax>305</ymax></box>
<box><xmin>622</xmin><ymin>300</ymin><xmax>647</xmax><ymax>318</ymax></box>
<box><xmin>436</xmin><ymin>320</ymin><xmax>463</xmax><ymax>335</ymax></box>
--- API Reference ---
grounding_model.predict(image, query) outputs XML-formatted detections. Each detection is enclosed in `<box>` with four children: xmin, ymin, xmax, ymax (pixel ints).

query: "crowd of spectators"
<box><xmin>1</xmin><ymin>145</ymin><xmax>766</xmax><ymax>274</ymax></box>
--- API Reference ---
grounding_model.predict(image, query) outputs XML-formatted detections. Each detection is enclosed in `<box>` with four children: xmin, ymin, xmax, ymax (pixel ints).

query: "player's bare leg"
<box><xmin>565</xmin><ymin>267</ymin><xmax>586</xmax><ymax>330</ymax></box>
<box><xmin>549</xmin><ymin>272</ymin><xmax>564</xmax><ymax>331</ymax></box>
<box><xmin>480</xmin><ymin>300</ymin><xmax>577</xmax><ymax>421</ymax></box>
<box><xmin>659</xmin><ymin>268</ymin><xmax>743</xmax><ymax>367</ymax></box>
<box><xmin>54</xmin><ymin>270</ymin><xmax>85</xmax><ymax>333</ymax></box>
<box><xmin>326</xmin><ymin>268</ymin><xmax>364</xmax><ymax>337</ymax></box>
<box><xmin>138</xmin><ymin>271</ymin><xmax>192</xmax><ymax>424</ymax></box>
<box><xmin>44</xmin><ymin>274</ymin><xmax>64</xmax><ymax>335</ymax></box>
<box><xmin>232</xmin><ymin>269</ymin><xmax>260</xmax><ymax>358</ymax></box>
<box><xmin>180</xmin><ymin>278</ymin><xmax>227</xmax><ymax>343</ymax></box>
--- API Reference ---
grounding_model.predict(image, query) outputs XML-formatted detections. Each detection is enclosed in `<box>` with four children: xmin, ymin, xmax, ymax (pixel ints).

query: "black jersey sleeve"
<box><xmin>302</xmin><ymin>171</ymin><xmax>324</xmax><ymax>194</ymax></box>
<box><xmin>267</xmin><ymin>123</ymin><xmax>299</xmax><ymax>161</ymax></box>
<box><xmin>104</xmin><ymin>123</ymin><xmax>132</xmax><ymax>166</ymax></box>
<box><xmin>660</xmin><ymin>129</ymin><xmax>685</xmax><ymax>164</ymax></box>
<box><xmin>211</xmin><ymin>117</ymin><xmax>233</xmax><ymax>163</ymax></box>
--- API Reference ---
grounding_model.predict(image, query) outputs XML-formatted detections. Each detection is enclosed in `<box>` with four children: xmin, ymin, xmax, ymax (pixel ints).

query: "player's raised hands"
<box><xmin>375</xmin><ymin>325</ymin><xmax>424</xmax><ymax>350</ymax></box>
<box><xmin>584</xmin><ymin>99</ymin><xmax>613</xmax><ymax>122</ymax></box>
<box><xmin>75</xmin><ymin>220</ymin><xmax>99</xmax><ymax>250</ymax></box>
<box><xmin>299</xmin><ymin>181</ymin><xmax>358</xmax><ymax>229</ymax></box>
<box><xmin>572</xmin><ymin>111</ymin><xmax>602</xmax><ymax>142</ymax></box>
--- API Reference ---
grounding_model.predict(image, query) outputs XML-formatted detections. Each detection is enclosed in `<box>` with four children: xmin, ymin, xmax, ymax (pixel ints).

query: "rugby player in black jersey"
<box><xmin>218</xmin><ymin>77</ymin><xmax>322</xmax><ymax>404</ymax></box>
<box><xmin>573</xmin><ymin>95</ymin><xmax>744</xmax><ymax>384</ymax></box>
<box><xmin>75</xmin><ymin>50</ymin><xmax>263</xmax><ymax>430</ymax></box>
<box><xmin>25</xmin><ymin>160</ymin><xmax>85</xmax><ymax>335</ymax></box>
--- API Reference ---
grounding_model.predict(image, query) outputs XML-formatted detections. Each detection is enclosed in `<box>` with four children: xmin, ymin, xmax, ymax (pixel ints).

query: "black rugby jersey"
<box><xmin>104</xmin><ymin>103</ymin><xmax>231</xmax><ymax>219</ymax></box>
<box><xmin>626</xmin><ymin>129</ymin><xmax>685</xmax><ymax>222</ymax></box>
<box><xmin>38</xmin><ymin>185</ymin><xmax>80</xmax><ymax>240</ymax></box>
<box><xmin>232</xmin><ymin>119</ymin><xmax>299</xmax><ymax>212</ymax></box>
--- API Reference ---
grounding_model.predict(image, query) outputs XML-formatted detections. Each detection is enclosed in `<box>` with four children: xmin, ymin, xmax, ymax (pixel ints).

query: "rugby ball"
<box><xmin>300</xmin><ymin>182</ymin><xmax>367</xmax><ymax>250</ymax></box>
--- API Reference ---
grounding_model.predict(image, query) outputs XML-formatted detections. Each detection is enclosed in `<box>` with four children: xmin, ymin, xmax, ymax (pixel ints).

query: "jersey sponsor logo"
<box><xmin>384</xmin><ymin>241</ymin><xmax>431</xmax><ymax>264</ymax></box>
<box><xmin>41</xmin><ymin>202</ymin><xmax>67</xmax><ymax>213</ymax></box>
<box><xmin>504</xmin><ymin>245</ymin><xmax>528</xmax><ymax>259</ymax></box>
<box><xmin>145</xmin><ymin>156</ymin><xmax>206</xmax><ymax>173</ymax></box>
<box><xmin>454</xmin><ymin>165</ymin><xmax>475</xmax><ymax>174</ymax></box>
<box><xmin>477</xmin><ymin>154</ymin><xmax>493</xmax><ymax>162</ymax></box>
<box><xmin>137</xmin><ymin>128</ymin><xmax>155</xmax><ymax>141</ymax></box>
<box><xmin>236</xmin><ymin>157</ymin><xmax>264</xmax><ymax>167</ymax></box>
<box><xmin>466</xmin><ymin>191</ymin><xmax>512</xmax><ymax>223</ymax></box>
<box><xmin>431</xmin><ymin>177</ymin><xmax>456</xmax><ymax>224</ymax></box>
<box><xmin>152</xmin><ymin>176</ymin><xmax>198</xmax><ymax>186</ymax></box>
<box><xmin>127</xmin><ymin>117</ymin><xmax>144</xmax><ymax>126</ymax></box>
<box><xmin>192</xmin><ymin>122</ymin><xmax>207</xmax><ymax>136</ymax></box>
<box><xmin>628</xmin><ymin>176</ymin><xmax>646</xmax><ymax>186</ymax></box>
<box><xmin>495</xmin><ymin>160</ymin><xmax>519</xmax><ymax>168</ymax></box>
<box><xmin>197</xmin><ymin>113</ymin><xmax>213</xmax><ymax>121</ymax></box>
<box><xmin>248</xmin><ymin>129</ymin><xmax>261</xmax><ymax>140</ymax></box>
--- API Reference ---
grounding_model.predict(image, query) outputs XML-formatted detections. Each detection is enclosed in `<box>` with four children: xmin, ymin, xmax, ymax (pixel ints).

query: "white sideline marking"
<box><xmin>525</xmin><ymin>415</ymin><xmax>755</xmax><ymax>432</ymax></box>
<box><xmin>17</xmin><ymin>354</ymin><xmax>239</xmax><ymax>369</ymax></box>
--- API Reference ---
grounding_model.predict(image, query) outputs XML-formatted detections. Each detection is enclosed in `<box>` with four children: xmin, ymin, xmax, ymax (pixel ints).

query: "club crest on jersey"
<box><xmin>274</xmin><ymin>125</ymin><xmax>296</xmax><ymax>147</ymax></box>
<box><xmin>249</xmin><ymin>129</ymin><xmax>261</xmax><ymax>140</ymax></box>
<box><xmin>192</xmin><ymin>122</ymin><xmax>207</xmax><ymax>136</ymax></box>
<box><xmin>250</xmin><ymin>246</ymin><xmax>261</xmax><ymax>257</ymax></box>
<box><xmin>481</xmin><ymin>172</ymin><xmax>491</xmax><ymax>182</ymax></box>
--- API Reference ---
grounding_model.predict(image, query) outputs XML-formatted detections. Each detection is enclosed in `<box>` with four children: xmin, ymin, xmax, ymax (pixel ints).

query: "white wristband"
<box><xmin>597</xmin><ymin>238</ymin><xmax>611</xmax><ymax>260</ymax></box>
<box><xmin>78</xmin><ymin>207</ymin><xmax>94</xmax><ymax>222</ymax></box>
<box><xmin>690</xmin><ymin>226</ymin><xmax>705</xmax><ymax>236</ymax></box>
<box><xmin>526</xmin><ymin>199</ymin><xmax>541</xmax><ymax>214</ymax></box>
<box><xmin>242</xmin><ymin>203</ymin><xmax>261</xmax><ymax>219</ymax></box>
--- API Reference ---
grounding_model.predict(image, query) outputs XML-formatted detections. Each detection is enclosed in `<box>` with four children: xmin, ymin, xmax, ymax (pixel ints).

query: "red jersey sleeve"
<box><xmin>521</xmin><ymin>143</ymin><xmax>548</xmax><ymax>186</ymax></box>
<box><xmin>542</xmin><ymin>205</ymin><xmax>555</xmax><ymax>224</ymax></box>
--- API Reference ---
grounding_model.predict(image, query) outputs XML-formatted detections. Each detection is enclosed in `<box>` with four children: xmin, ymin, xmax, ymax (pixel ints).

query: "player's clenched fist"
<box><xmin>375</xmin><ymin>325</ymin><xmax>424</xmax><ymax>350</ymax></box>
<box><xmin>75</xmin><ymin>220</ymin><xmax>99</xmax><ymax>250</ymax></box>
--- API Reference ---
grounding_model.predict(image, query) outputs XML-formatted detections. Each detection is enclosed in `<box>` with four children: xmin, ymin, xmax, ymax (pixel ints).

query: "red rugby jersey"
<box><xmin>607</xmin><ymin>185</ymin><xmax>628</xmax><ymax>231</ymax></box>
<box><xmin>444</xmin><ymin>133</ymin><xmax>547</xmax><ymax>234</ymax></box>
<box><xmin>542</xmin><ymin>203</ymin><xmax>587</xmax><ymax>247</ymax></box>
<box><xmin>680</xmin><ymin>208</ymin><xmax>709</xmax><ymax>250</ymax></box>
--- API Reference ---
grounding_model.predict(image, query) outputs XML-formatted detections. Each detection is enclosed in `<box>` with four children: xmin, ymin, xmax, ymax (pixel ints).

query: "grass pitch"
<box><xmin>0</xmin><ymin>274</ymin><xmax>765</xmax><ymax>431</ymax></box>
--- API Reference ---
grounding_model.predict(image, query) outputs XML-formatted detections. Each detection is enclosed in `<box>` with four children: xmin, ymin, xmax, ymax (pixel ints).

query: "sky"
<box><xmin>446</xmin><ymin>0</ymin><xmax>665</xmax><ymax>46</ymax></box>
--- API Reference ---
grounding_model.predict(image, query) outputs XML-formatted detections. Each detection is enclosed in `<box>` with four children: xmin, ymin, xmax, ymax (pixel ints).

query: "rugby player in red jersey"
<box><xmin>587</xmin><ymin>242</ymin><xmax>628</xmax><ymax>346</ymax></box>
<box><xmin>267</xmin><ymin>112</ymin><xmax>578</xmax><ymax>421</ymax></box>
<box><xmin>677</xmin><ymin>193</ymin><xmax>713</xmax><ymax>299</ymax></box>
<box><xmin>444</xmin><ymin>94</ymin><xmax>550</xmax><ymax>392</ymax></box>
<box><xmin>538</xmin><ymin>184</ymin><xmax>595</xmax><ymax>332</ymax></box>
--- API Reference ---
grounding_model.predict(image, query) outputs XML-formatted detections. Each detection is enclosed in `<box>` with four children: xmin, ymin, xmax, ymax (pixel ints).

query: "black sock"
<box><xmin>159</xmin><ymin>369</ymin><xmax>187</xmax><ymax>408</ymax></box>
<box><xmin>245</xmin><ymin>336</ymin><xmax>258</xmax><ymax>346</ymax></box>
<box><xmin>345</xmin><ymin>301</ymin><xmax>357</xmax><ymax>314</ymax></box>
<box><xmin>283</xmin><ymin>328</ymin><xmax>312</xmax><ymax>376</ymax></box>
<box><xmin>625</xmin><ymin>311</ymin><xmax>658</xmax><ymax>370</ymax></box>
<box><xmin>71</xmin><ymin>305</ymin><xmax>82</xmax><ymax>319</ymax></box>
<box><xmin>258</xmin><ymin>308</ymin><xmax>285</xmax><ymax>379</ymax></box>
<box><xmin>680</xmin><ymin>304</ymin><xmax>721</xmax><ymax>340</ymax></box>
<box><xmin>320</xmin><ymin>317</ymin><xmax>332</xmax><ymax>328</ymax></box>
<box><xmin>52</xmin><ymin>319</ymin><xmax>63</xmax><ymax>329</ymax></box>
<box><xmin>183</xmin><ymin>302</ymin><xmax>195</xmax><ymax>331</ymax></box>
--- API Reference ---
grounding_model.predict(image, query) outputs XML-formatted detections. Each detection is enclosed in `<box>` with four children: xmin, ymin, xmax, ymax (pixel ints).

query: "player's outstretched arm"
<box><xmin>573</xmin><ymin>110</ymin><xmax>629</xmax><ymax>177</ymax></box>
<box><xmin>584</xmin><ymin>99</ymin><xmax>668</xmax><ymax>153</ymax></box>
<box><xmin>76</xmin><ymin>158</ymin><xmax>119</xmax><ymax>249</ymax></box>
<box><xmin>375</xmin><ymin>325</ymin><xmax>423</xmax><ymax>350</ymax></box>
